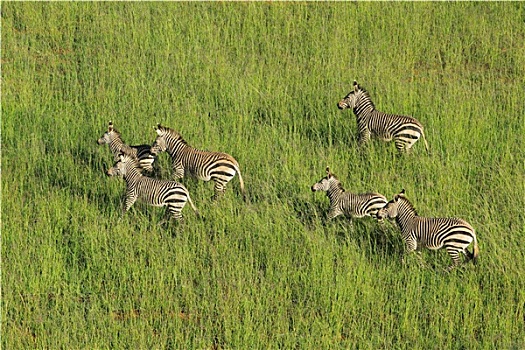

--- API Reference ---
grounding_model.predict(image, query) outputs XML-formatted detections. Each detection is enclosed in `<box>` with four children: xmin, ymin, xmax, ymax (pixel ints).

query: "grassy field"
<box><xmin>2</xmin><ymin>2</ymin><xmax>524</xmax><ymax>349</ymax></box>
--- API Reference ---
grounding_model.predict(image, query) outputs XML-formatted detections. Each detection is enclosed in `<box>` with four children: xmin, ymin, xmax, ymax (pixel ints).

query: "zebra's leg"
<box><xmin>445</xmin><ymin>247</ymin><xmax>462</xmax><ymax>271</ymax></box>
<box><xmin>326</xmin><ymin>207</ymin><xmax>343</xmax><ymax>220</ymax></box>
<box><xmin>167</xmin><ymin>204</ymin><xmax>184</xmax><ymax>222</ymax></box>
<box><xmin>414</xmin><ymin>249</ymin><xmax>428</xmax><ymax>268</ymax></box>
<box><xmin>358</xmin><ymin>129</ymin><xmax>371</xmax><ymax>148</ymax></box>
<box><xmin>122</xmin><ymin>191</ymin><xmax>138</xmax><ymax>216</ymax></box>
<box><xmin>394</xmin><ymin>139</ymin><xmax>409</xmax><ymax>153</ymax></box>
<box><xmin>212</xmin><ymin>181</ymin><xmax>226</xmax><ymax>201</ymax></box>
<box><xmin>402</xmin><ymin>238</ymin><xmax>418</xmax><ymax>266</ymax></box>
<box><xmin>462</xmin><ymin>246</ymin><xmax>476</xmax><ymax>262</ymax></box>
<box><xmin>173</xmin><ymin>162</ymin><xmax>185</xmax><ymax>180</ymax></box>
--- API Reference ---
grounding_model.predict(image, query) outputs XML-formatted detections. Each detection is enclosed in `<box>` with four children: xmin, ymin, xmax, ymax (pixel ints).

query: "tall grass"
<box><xmin>2</xmin><ymin>2</ymin><xmax>524</xmax><ymax>348</ymax></box>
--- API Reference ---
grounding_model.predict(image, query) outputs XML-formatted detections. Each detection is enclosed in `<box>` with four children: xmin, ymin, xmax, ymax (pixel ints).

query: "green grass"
<box><xmin>2</xmin><ymin>2</ymin><xmax>525</xmax><ymax>349</ymax></box>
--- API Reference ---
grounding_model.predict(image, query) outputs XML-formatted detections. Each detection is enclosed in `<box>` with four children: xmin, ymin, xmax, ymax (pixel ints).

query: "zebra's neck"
<box><xmin>109</xmin><ymin>135</ymin><xmax>125</xmax><ymax>156</ymax></box>
<box><xmin>353</xmin><ymin>92</ymin><xmax>375</xmax><ymax>118</ymax></box>
<box><xmin>123</xmin><ymin>164</ymin><xmax>143</xmax><ymax>185</ymax></box>
<box><xmin>166</xmin><ymin>134</ymin><xmax>188</xmax><ymax>159</ymax></box>
<box><xmin>395</xmin><ymin>198</ymin><xmax>418</xmax><ymax>231</ymax></box>
<box><xmin>326</xmin><ymin>182</ymin><xmax>345</xmax><ymax>202</ymax></box>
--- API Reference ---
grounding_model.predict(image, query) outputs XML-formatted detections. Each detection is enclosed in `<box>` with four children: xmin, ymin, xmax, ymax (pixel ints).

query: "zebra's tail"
<box><xmin>186</xmin><ymin>192</ymin><xmax>200</xmax><ymax>218</ymax></box>
<box><xmin>471</xmin><ymin>234</ymin><xmax>479</xmax><ymax>265</ymax></box>
<box><xmin>235</xmin><ymin>164</ymin><xmax>248</xmax><ymax>203</ymax></box>
<box><xmin>421</xmin><ymin>129</ymin><xmax>430</xmax><ymax>154</ymax></box>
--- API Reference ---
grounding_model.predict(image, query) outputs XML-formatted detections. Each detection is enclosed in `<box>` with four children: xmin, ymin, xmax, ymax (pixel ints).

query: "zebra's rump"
<box><xmin>134</xmin><ymin>145</ymin><xmax>155</xmax><ymax>158</ymax></box>
<box><xmin>122</xmin><ymin>145</ymin><xmax>156</xmax><ymax>170</ymax></box>
<box><xmin>391</xmin><ymin>124</ymin><xmax>423</xmax><ymax>141</ymax></box>
<box><xmin>416</xmin><ymin>218</ymin><xmax>475</xmax><ymax>250</ymax></box>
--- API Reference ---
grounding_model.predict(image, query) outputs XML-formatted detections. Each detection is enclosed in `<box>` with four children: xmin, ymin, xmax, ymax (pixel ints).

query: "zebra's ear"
<box><xmin>353</xmin><ymin>80</ymin><xmax>359</xmax><ymax>91</ymax></box>
<box><xmin>108</xmin><ymin>121</ymin><xmax>114</xmax><ymax>132</ymax></box>
<box><xmin>326</xmin><ymin>166</ymin><xmax>331</xmax><ymax>177</ymax></box>
<box><xmin>394</xmin><ymin>189</ymin><xmax>406</xmax><ymax>201</ymax></box>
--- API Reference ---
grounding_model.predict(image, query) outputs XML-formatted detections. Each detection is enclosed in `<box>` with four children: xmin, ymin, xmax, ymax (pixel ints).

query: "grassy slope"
<box><xmin>2</xmin><ymin>2</ymin><xmax>524</xmax><ymax>349</ymax></box>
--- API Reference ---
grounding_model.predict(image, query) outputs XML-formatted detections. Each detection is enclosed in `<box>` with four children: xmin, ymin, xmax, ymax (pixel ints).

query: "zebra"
<box><xmin>376</xmin><ymin>189</ymin><xmax>479</xmax><ymax>270</ymax></box>
<box><xmin>311</xmin><ymin>167</ymin><xmax>388</xmax><ymax>221</ymax></box>
<box><xmin>337</xmin><ymin>81</ymin><xmax>429</xmax><ymax>153</ymax></box>
<box><xmin>150</xmin><ymin>124</ymin><xmax>247</xmax><ymax>202</ymax></box>
<box><xmin>98</xmin><ymin>121</ymin><xmax>157</xmax><ymax>173</ymax></box>
<box><xmin>106</xmin><ymin>151</ymin><xmax>198</xmax><ymax>221</ymax></box>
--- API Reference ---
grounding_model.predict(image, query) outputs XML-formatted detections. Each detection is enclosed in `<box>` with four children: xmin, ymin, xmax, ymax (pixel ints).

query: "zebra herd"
<box><xmin>98</xmin><ymin>81</ymin><xmax>479</xmax><ymax>271</ymax></box>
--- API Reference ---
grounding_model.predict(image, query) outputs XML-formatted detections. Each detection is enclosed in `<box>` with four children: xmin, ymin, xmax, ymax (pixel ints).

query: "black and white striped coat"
<box><xmin>150</xmin><ymin>124</ymin><xmax>246</xmax><ymax>201</ymax></box>
<box><xmin>311</xmin><ymin>167</ymin><xmax>387</xmax><ymax>220</ymax></box>
<box><xmin>377</xmin><ymin>189</ymin><xmax>479</xmax><ymax>270</ymax></box>
<box><xmin>106</xmin><ymin>152</ymin><xmax>198</xmax><ymax>220</ymax></box>
<box><xmin>98</xmin><ymin>121</ymin><xmax>156</xmax><ymax>173</ymax></box>
<box><xmin>338</xmin><ymin>81</ymin><xmax>429</xmax><ymax>153</ymax></box>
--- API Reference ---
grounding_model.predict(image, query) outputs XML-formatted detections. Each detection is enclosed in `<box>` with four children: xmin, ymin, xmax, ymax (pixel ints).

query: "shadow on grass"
<box><xmin>290</xmin><ymin>195</ymin><xmax>405</xmax><ymax>263</ymax></box>
<box><xmin>291</xmin><ymin>197</ymin><xmax>325</xmax><ymax>230</ymax></box>
<box><xmin>349</xmin><ymin>220</ymin><xmax>406</xmax><ymax>261</ymax></box>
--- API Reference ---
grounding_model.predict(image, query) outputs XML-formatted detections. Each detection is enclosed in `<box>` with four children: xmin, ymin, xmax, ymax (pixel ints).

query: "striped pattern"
<box><xmin>150</xmin><ymin>124</ymin><xmax>246</xmax><ymax>201</ymax></box>
<box><xmin>311</xmin><ymin>167</ymin><xmax>387</xmax><ymax>220</ymax></box>
<box><xmin>106</xmin><ymin>152</ymin><xmax>198</xmax><ymax>220</ymax></box>
<box><xmin>98</xmin><ymin>121</ymin><xmax>156</xmax><ymax>172</ymax></box>
<box><xmin>338</xmin><ymin>81</ymin><xmax>429</xmax><ymax>153</ymax></box>
<box><xmin>377</xmin><ymin>189</ymin><xmax>479</xmax><ymax>270</ymax></box>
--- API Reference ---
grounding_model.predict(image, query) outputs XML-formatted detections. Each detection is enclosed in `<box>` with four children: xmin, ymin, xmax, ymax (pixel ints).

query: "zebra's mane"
<box><xmin>398</xmin><ymin>196</ymin><xmax>418</xmax><ymax>216</ymax></box>
<box><xmin>165</xmin><ymin>127</ymin><xmax>188</xmax><ymax>145</ymax></box>
<box><xmin>355</xmin><ymin>86</ymin><xmax>375</xmax><ymax>109</ymax></box>
<box><xmin>329</xmin><ymin>174</ymin><xmax>345</xmax><ymax>192</ymax></box>
<box><xmin>120</xmin><ymin>144</ymin><xmax>136</xmax><ymax>156</ymax></box>
<box><xmin>110</xmin><ymin>127</ymin><xmax>124</xmax><ymax>141</ymax></box>
<box><xmin>120</xmin><ymin>152</ymin><xmax>141</xmax><ymax>169</ymax></box>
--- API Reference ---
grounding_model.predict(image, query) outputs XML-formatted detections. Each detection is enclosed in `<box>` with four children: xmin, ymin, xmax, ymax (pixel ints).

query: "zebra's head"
<box><xmin>97</xmin><ymin>121</ymin><xmax>119</xmax><ymax>145</ymax></box>
<box><xmin>151</xmin><ymin>124</ymin><xmax>185</xmax><ymax>155</ymax></box>
<box><xmin>337</xmin><ymin>81</ymin><xmax>370</xmax><ymax>110</ymax></box>
<box><xmin>106</xmin><ymin>152</ymin><xmax>139</xmax><ymax>177</ymax></box>
<box><xmin>376</xmin><ymin>189</ymin><xmax>406</xmax><ymax>220</ymax></box>
<box><xmin>150</xmin><ymin>124</ymin><xmax>169</xmax><ymax>155</ymax></box>
<box><xmin>311</xmin><ymin>167</ymin><xmax>341</xmax><ymax>192</ymax></box>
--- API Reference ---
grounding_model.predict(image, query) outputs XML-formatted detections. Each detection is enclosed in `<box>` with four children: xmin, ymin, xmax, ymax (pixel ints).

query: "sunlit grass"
<box><xmin>2</xmin><ymin>2</ymin><xmax>524</xmax><ymax>348</ymax></box>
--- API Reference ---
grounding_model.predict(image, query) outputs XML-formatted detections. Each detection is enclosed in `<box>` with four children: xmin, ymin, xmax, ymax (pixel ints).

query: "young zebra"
<box><xmin>150</xmin><ymin>124</ymin><xmax>247</xmax><ymax>202</ymax></box>
<box><xmin>311</xmin><ymin>167</ymin><xmax>388</xmax><ymax>221</ymax></box>
<box><xmin>337</xmin><ymin>81</ymin><xmax>429</xmax><ymax>153</ymax></box>
<box><xmin>376</xmin><ymin>189</ymin><xmax>479</xmax><ymax>271</ymax></box>
<box><xmin>98</xmin><ymin>121</ymin><xmax>157</xmax><ymax>173</ymax></box>
<box><xmin>106</xmin><ymin>152</ymin><xmax>198</xmax><ymax>221</ymax></box>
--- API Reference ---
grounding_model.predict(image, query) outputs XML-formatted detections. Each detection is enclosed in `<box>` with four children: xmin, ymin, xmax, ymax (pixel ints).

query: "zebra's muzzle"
<box><xmin>337</xmin><ymin>102</ymin><xmax>347</xmax><ymax>110</ymax></box>
<box><xmin>97</xmin><ymin>138</ymin><xmax>105</xmax><ymax>145</ymax></box>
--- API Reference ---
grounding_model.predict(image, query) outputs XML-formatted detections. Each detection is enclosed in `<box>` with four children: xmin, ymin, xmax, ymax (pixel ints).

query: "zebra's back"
<box><xmin>366</xmin><ymin>111</ymin><xmax>424</xmax><ymax>141</ymax></box>
<box><xmin>134</xmin><ymin>177</ymin><xmax>189</xmax><ymax>206</ymax></box>
<box><xmin>180</xmin><ymin>149</ymin><xmax>239</xmax><ymax>181</ymax></box>
<box><xmin>341</xmin><ymin>192</ymin><xmax>388</xmax><ymax>218</ymax></box>
<box><xmin>128</xmin><ymin>145</ymin><xmax>156</xmax><ymax>172</ymax></box>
